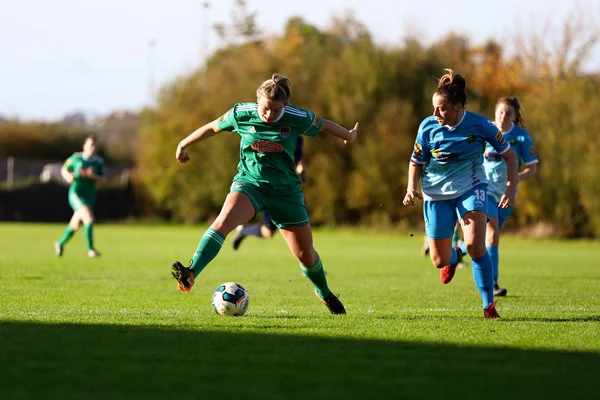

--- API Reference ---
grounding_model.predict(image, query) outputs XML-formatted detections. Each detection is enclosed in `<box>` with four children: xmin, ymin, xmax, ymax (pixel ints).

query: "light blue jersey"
<box><xmin>411</xmin><ymin>111</ymin><xmax>511</xmax><ymax>201</ymax></box>
<box><xmin>484</xmin><ymin>124</ymin><xmax>538</xmax><ymax>202</ymax></box>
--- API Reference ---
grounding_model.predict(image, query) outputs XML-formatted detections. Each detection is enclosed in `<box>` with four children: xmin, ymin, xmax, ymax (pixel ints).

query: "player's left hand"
<box><xmin>176</xmin><ymin>145</ymin><xmax>191</xmax><ymax>163</ymax></box>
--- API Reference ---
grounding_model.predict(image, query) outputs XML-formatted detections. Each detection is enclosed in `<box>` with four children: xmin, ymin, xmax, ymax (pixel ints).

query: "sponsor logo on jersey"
<box><xmin>433</xmin><ymin>152</ymin><xmax>460</xmax><ymax>162</ymax></box>
<box><xmin>495</xmin><ymin>131</ymin><xmax>507</xmax><ymax>147</ymax></box>
<box><xmin>279</xmin><ymin>126</ymin><xmax>291</xmax><ymax>139</ymax></box>
<box><xmin>250</xmin><ymin>140</ymin><xmax>285</xmax><ymax>153</ymax></box>
<box><xmin>248</xmin><ymin>126</ymin><xmax>257</xmax><ymax>134</ymax></box>
<box><xmin>413</xmin><ymin>141</ymin><xmax>423</xmax><ymax>158</ymax></box>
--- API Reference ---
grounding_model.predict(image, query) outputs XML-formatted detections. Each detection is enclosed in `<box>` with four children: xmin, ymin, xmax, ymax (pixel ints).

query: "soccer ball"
<box><xmin>211</xmin><ymin>282</ymin><xmax>250</xmax><ymax>316</ymax></box>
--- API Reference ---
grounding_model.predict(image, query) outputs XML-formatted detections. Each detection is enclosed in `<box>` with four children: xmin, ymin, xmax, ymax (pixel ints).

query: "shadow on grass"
<box><xmin>0</xmin><ymin>321</ymin><xmax>597</xmax><ymax>400</ymax></box>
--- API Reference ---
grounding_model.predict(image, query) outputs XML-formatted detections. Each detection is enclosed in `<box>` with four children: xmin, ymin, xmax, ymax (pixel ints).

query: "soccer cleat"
<box><xmin>439</xmin><ymin>247</ymin><xmax>463</xmax><ymax>284</ymax></box>
<box><xmin>484</xmin><ymin>301</ymin><xmax>501</xmax><ymax>319</ymax></box>
<box><xmin>231</xmin><ymin>226</ymin><xmax>246</xmax><ymax>251</ymax></box>
<box><xmin>54</xmin><ymin>242</ymin><xmax>63</xmax><ymax>257</ymax></box>
<box><xmin>171</xmin><ymin>261</ymin><xmax>195</xmax><ymax>293</ymax></box>
<box><xmin>494</xmin><ymin>284</ymin><xmax>508</xmax><ymax>297</ymax></box>
<box><xmin>315</xmin><ymin>289</ymin><xmax>346</xmax><ymax>315</ymax></box>
<box><xmin>87</xmin><ymin>249</ymin><xmax>100</xmax><ymax>258</ymax></box>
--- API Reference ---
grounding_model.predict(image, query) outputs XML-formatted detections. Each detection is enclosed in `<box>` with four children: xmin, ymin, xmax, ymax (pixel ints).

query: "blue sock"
<box><xmin>460</xmin><ymin>241</ymin><xmax>467</xmax><ymax>255</ymax></box>
<box><xmin>487</xmin><ymin>245</ymin><xmax>499</xmax><ymax>286</ymax></box>
<box><xmin>471</xmin><ymin>253</ymin><xmax>494</xmax><ymax>308</ymax></box>
<box><xmin>449</xmin><ymin>247</ymin><xmax>459</xmax><ymax>266</ymax></box>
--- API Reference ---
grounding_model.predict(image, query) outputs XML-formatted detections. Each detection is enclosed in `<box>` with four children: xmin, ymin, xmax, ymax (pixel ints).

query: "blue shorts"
<box><xmin>424</xmin><ymin>184</ymin><xmax>488</xmax><ymax>239</ymax></box>
<box><xmin>487</xmin><ymin>195</ymin><xmax>513</xmax><ymax>230</ymax></box>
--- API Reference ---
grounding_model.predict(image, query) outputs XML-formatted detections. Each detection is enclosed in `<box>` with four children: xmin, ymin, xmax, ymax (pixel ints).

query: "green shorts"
<box><xmin>68</xmin><ymin>190</ymin><xmax>95</xmax><ymax>211</ymax></box>
<box><xmin>230</xmin><ymin>180</ymin><xmax>309</xmax><ymax>229</ymax></box>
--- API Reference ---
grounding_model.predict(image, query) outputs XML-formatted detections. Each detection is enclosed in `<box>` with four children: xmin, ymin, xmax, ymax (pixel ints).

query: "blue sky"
<box><xmin>1</xmin><ymin>0</ymin><xmax>598</xmax><ymax>120</ymax></box>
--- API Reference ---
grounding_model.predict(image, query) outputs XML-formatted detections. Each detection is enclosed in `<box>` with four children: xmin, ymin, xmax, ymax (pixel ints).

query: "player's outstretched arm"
<box><xmin>321</xmin><ymin>120</ymin><xmax>359</xmax><ymax>144</ymax></box>
<box><xmin>176</xmin><ymin>120</ymin><xmax>223</xmax><ymax>163</ymax></box>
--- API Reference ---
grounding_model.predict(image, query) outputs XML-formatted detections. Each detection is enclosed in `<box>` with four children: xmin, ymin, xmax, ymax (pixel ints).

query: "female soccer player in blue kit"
<box><xmin>472</xmin><ymin>98</ymin><xmax>538</xmax><ymax>296</ymax></box>
<box><xmin>403</xmin><ymin>70</ymin><xmax>519</xmax><ymax>319</ymax></box>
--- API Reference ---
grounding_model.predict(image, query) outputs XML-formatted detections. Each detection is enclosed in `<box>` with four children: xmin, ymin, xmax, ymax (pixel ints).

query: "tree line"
<box><xmin>136</xmin><ymin>11</ymin><xmax>600</xmax><ymax>238</ymax></box>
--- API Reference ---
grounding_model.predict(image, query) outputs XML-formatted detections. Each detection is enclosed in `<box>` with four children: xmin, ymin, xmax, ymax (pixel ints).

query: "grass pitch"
<box><xmin>0</xmin><ymin>223</ymin><xmax>598</xmax><ymax>399</ymax></box>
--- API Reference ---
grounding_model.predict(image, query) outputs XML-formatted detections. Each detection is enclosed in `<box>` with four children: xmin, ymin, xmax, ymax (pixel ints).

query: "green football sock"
<box><xmin>83</xmin><ymin>223</ymin><xmax>94</xmax><ymax>251</ymax></box>
<box><xmin>452</xmin><ymin>229</ymin><xmax>461</xmax><ymax>248</ymax></box>
<box><xmin>300</xmin><ymin>256</ymin><xmax>331</xmax><ymax>298</ymax></box>
<box><xmin>190</xmin><ymin>228</ymin><xmax>225</xmax><ymax>276</ymax></box>
<box><xmin>58</xmin><ymin>225</ymin><xmax>75</xmax><ymax>246</ymax></box>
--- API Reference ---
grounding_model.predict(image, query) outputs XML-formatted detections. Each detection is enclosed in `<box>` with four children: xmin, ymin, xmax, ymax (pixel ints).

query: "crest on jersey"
<box><xmin>279</xmin><ymin>126</ymin><xmax>291</xmax><ymax>140</ymax></box>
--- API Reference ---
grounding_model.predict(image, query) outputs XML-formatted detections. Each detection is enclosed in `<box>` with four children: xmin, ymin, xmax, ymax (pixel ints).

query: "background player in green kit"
<box><xmin>54</xmin><ymin>135</ymin><xmax>105</xmax><ymax>258</ymax></box>
<box><xmin>171</xmin><ymin>73</ymin><xmax>359</xmax><ymax>314</ymax></box>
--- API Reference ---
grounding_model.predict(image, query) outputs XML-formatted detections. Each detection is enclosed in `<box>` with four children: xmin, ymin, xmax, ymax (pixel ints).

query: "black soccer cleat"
<box><xmin>315</xmin><ymin>289</ymin><xmax>346</xmax><ymax>315</ymax></box>
<box><xmin>171</xmin><ymin>261</ymin><xmax>195</xmax><ymax>293</ymax></box>
<box><xmin>494</xmin><ymin>284</ymin><xmax>507</xmax><ymax>297</ymax></box>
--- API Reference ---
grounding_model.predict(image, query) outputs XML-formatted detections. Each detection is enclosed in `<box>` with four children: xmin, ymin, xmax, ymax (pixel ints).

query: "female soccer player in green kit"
<box><xmin>171</xmin><ymin>73</ymin><xmax>359</xmax><ymax>314</ymax></box>
<box><xmin>54</xmin><ymin>135</ymin><xmax>105</xmax><ymax>258</ymax></box>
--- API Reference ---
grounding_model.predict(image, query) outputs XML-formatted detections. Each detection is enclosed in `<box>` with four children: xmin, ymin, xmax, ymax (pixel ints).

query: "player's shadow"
<box><xmin>0</xmin><ymin>321</ymin><xmax>597</xmax><ymax>400</ymax></box>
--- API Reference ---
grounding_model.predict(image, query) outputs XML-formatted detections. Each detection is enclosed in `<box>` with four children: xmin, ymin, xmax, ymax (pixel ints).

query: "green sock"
<box><xmin>452</xmin><ymin>229</ymin><xmax>461</xmax><ymax>248</ymax></box>
<box><xmin>83</xmin><ymin>223</ymin><xmax>94</xmax><ymax>251</ymax></box>
<box><xmin>190</xmin><ymin>228</ymin><xmax>225</xmax><ymax>276</ymax></box>
<box><xmin>300</xmin><ymin>256</ymin><xmax>331</xmax><ymax>299</ymax></box>
<box><xmin>58</xmin><ymin>225</ymin><xmax>75</xmax><ymax>246</ymax></box>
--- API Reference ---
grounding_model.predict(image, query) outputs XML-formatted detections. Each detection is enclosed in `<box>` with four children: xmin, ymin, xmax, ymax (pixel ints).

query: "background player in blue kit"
<box><xmin>460</xmin><ymin>97</ymin><xmax>538</xmax><ymax>296</ymax></box>
<box><xmin>231</xmin><ymin>135</ymin><xmax>306</xmax><ymax>250</ymax></box>
<box><xmin>403</xmin><ymin>69</ymin><xmax>519</xmax><ymax>319</ymax></box>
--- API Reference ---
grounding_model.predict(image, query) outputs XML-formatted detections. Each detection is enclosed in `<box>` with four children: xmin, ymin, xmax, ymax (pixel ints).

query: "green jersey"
<box><xmin>216</xmin><ymin>102</ymin><xmax>323</xmax><ymax>191</ymax></box>
<box><xmin>64</xmin><ymin>152</ymin><xmax>105</xmax><ymax>198</ymax></box>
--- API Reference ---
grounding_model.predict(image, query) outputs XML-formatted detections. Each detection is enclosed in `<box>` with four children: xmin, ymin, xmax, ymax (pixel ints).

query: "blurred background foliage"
<box><xmin>2</xmin><ymin>1</ymin><xmax>599</xmax><ymax>237</ymax></box>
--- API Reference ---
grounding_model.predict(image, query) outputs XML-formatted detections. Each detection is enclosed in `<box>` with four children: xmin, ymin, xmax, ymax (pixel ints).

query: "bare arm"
<box><xmin>176</xmin><ymin>120</ymin><xmax>223</xmax><ymax>163</ymax></box>
<box><xmin>499</xmin><ymin>148</ymin><xmax>518</xmax><ymax>208</ymax></box>
<box><xmin>320</xmin><ymin>119</ymin><xmax>359</xmax><ymax>144</ymax></box>
<box><xmin>518</xmin><ymin>163</ymin><xmax>537</xmax><ymax>181</ymax></box>
<box><xmin>403</xmin><ymin>161</ymin><xmax>424</xmax><ymax>206</ymax></box>
<box><xmin>60</xmin><ymin>165</ymin><xmax>74</xmax><ymax>184</ymax></box>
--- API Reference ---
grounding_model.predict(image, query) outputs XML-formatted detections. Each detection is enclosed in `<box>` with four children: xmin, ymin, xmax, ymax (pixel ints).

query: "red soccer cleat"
<box><xmin>439</xmin><ymin>247</ymin><xmax>463</xmax><ymax>284</ymax></box>
<box><xmin>484</xmin><ymin>301</ymin><xmax>501</xmax><ymax>319</ymax></box>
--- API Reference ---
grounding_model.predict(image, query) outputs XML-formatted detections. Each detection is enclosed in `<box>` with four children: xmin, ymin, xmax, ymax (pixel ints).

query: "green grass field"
<box><xmin>0</xmin><ymin>223</ymin><xmax>598</xmax><ymax>399</ymax></box>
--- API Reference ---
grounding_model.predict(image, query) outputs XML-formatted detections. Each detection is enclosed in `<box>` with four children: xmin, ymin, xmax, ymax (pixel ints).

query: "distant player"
<box><xmin>54</xmin><ymin>136</ymin><xmax>104</xmax><ymax>258</ymax></box>
<box><xmin>403</xmin><ymin>69</ymin><xmax>519</xmax><ymax>319</ymax></box>
<box><xmin>231</xmin><ymin>135</ymin><xmax>306</xmax><ymax>250</ymax></box>
<box><xmin>460</xmin><ymin>98</ymin><xmax>538</xmax><ymax>296</ymax></box>
<box><xmin>170</xmin><ymin>73</ymin><xmax>359</xmax><ymax>314</ymax></box>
